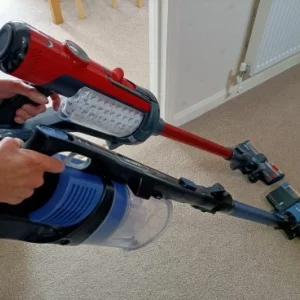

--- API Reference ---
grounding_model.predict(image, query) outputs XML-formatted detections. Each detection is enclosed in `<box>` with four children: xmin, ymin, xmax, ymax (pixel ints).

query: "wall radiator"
<box><xmin>245</xmin><ymin>0</ymin><xmax>300</xmax><ymax>76</ymax></box>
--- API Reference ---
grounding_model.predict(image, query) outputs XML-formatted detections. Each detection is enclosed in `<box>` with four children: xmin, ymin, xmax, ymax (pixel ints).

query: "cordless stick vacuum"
<box><xmin>0</xmin><ymin>21</ymin><xmax>284</xmax><ymax>185</ymax></box>
<box><xmin>0</xmin><ymin>124</ymin><xmax>298</xmax><ymax>250</ymax></box>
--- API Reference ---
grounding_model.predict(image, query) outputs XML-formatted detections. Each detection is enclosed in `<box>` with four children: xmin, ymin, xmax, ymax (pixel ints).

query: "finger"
<box><xmin>26</xmin><ymin>175</ymin><xmax>44</xmax><ymax>189</ymax></box>
<box><xmin>14</xmin><ymin>117</ymin><xmax>24</xmax><ymax>124</ymax></box>
<box><xmin>15</xmin><ymin>108</ymin><xmax>33</xmax><ymax>121</ymax></box>
<box><xmin>14</xmin><ymin>138</ymin><xmax>24</xmax><ymax>147</ymax></box>
<box><xmin>25</xmin><ymin>150</ymin><xmax>65</xmax><ymax>173</ymax></box>
<box><xmin>50</xmin><ymin>94</ymin><xmax>61</xmax><ymax>111</ymax></box>
<box><xmin>11</xmin><ymin>80</ymin><xmax>48</xmax><ymax>105</ymax></box>
<box><xmin>41</xmin><ymin>155</ymin><xmax>65</xmax><ymax>173</ymax></box>
<box><xmin>20</xmin><ymin>104</ymin><xmax>46</xmax><ymax>117</ymax></box>
<box><xmin>0</xmin><ymin>137</ymin><xmax>22</xmax><ymax>150</ymax></box>
<box><xmin>13</xmin><ymin>189</ymin><xmax>34</xmax><ymax>204</ymax></box>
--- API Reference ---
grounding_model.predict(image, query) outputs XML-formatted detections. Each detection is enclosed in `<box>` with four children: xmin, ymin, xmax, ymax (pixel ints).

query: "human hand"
<box><xmin>0</xmin><ymin>79</ymin><xmax>60</xmax><ymax>124</ymax></box>
<box><xmin>0</xmin><ymin>137</ymin><xmax>64</xmax><ymax>205</ymax></box>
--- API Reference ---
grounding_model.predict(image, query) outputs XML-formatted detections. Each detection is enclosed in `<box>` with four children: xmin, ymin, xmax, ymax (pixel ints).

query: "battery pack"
<box><xmin>266</xmin><ymin>182</ymin><xmax>300</xmax><ymax>212</ymax></box>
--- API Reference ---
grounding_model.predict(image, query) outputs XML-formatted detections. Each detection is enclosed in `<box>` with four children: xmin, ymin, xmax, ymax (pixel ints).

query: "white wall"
<box><xmin>152</xmin><ymin>0</ymin><xmax>255</xmax><ymax>124</ymax></box>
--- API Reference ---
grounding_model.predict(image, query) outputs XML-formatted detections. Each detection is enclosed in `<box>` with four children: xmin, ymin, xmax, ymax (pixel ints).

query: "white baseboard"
<box><xmin>173</xmin><ymin>51</ymin><xmax>300</xmax><ymax>126</ymax></box>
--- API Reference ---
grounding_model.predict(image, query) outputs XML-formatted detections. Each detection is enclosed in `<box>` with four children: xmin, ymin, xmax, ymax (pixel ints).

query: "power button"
<box><xmin>64</xmin><ymin>40</ymin><xmax>89</xmax><ymax>63</ymax></box>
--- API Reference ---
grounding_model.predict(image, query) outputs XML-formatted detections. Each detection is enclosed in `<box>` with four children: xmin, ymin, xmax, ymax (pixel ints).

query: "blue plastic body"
<box><xmin>29</xmin><ymin>166</ymin><xmax>105</xmax><ymax>227</ymax></box>
<box><xmin>230</xmin><ymin>200</ymin><xmax>280</xmax><ymax>226</ymax></box>
<box><xmin>29</xmin><ymin>164</ymin><xmax>130</xmax><ymax>246</ymax></box>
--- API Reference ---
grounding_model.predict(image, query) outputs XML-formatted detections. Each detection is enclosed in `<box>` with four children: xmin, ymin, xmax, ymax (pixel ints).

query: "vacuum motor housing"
<box><xmin>0</xmin><ymin>152</ymin><xmax>172</xmax><ymax>250</ymax></box>
<box><xmin>0</xmin><ymin>21</ymin><xmax>163</xmax><ymax>147</ymax></box>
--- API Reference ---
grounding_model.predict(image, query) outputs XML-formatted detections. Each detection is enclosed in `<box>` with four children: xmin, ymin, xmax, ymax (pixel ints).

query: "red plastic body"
<box><xmin>161</xmin><ymin>123</ymin><xmax>233</xmax><ymax>159</ymax></box>
<box><xmin>11</xmin><ymin>24</ymin><xmax>233</xmax><ymax>159</ymax></box>
<box><xmin>12</xmin><ymin>27</ymin><xmax>150</xmax><ymax>112</ymax></box>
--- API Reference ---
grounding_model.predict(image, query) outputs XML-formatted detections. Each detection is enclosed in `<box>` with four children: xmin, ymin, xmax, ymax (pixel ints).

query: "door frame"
<box><xmin>149</xmin><ymin>0</ymin><xmax>172</xmax><ymax>122</ymax></box>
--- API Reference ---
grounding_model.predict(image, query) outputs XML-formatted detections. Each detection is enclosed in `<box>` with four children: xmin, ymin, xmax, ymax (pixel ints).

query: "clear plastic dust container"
<box><xmin>83</xmin><ymin>183</ymin><xmax>173</xmax><ymax>251</ymax></box>
<box><xmin>58</xmin><ymin>87</ymin><xmax>145</xmax><ymax>138</ymax></box>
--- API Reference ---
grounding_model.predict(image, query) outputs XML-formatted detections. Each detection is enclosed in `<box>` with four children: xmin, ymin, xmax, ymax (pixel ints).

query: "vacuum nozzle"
<box><xmin>230</xmin><ymin>140</ymin><xmax>284</xmax><ymax>185</ymax></box>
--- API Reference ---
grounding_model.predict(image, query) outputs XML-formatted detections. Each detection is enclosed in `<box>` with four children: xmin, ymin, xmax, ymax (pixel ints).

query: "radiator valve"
<box><xmin>236</xmin><ymin>62</ymin><xmax>249</xmax><ymax>94</ymax></box>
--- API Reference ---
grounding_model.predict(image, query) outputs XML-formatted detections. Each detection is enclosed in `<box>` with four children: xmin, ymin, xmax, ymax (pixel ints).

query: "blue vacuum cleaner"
<box><xmin>0</xmin><ymin>125</ymin><xmax>297</xmax><ymax>250</ymax></box>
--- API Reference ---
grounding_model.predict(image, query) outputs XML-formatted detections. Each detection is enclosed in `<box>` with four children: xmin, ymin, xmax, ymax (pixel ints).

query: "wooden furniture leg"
<box><xmin>112</xmin><ymin>0</ymin><xmax>118</xmax><ymax>8</ymax></box>
<box><xmin>48</xmin><ymin>0</ymin><xmax>64</xmax><ymax>24</ymax></box>
<box><xmin>76</xmin><ymin>0</ymin><xmax>85</xmax><ymax>19</ymax></box>
<box><xmin>136</xmin><ymin>0</ymin><xmax>143</xmax><ymax>8</ymax></box>
<box><xmin>112</xmin><ymin>0</ymin><xmax>143</xmax><ymax>9</ymax></box>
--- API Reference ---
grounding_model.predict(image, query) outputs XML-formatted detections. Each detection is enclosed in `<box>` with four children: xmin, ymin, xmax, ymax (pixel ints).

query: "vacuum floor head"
<box><xmin>230</xmin><ymin>141</ymin><xmax>284</xmax><ymax>185</ymax></box>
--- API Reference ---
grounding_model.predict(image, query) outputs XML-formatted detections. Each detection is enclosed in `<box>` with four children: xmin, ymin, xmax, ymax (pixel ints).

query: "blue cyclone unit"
<box><xmin>83</xmin><ymin>181</ymin><xmax>129</xmax><ymax>245</ymax></box>
<box><xmin>29</xmin><ymin>162</ymin><xmax>130</xmax><ymax>244</ymax></box>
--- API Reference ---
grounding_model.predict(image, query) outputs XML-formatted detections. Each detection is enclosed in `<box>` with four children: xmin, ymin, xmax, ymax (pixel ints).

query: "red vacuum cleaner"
<box><xmin>0</xmin><ymin>21</ymin><xmax>284</xmax><ymax>185</ymax></box>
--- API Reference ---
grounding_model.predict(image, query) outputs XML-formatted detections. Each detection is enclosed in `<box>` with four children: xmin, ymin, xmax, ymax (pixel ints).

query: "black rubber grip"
<box><xmin>0</xmin><ymin>85</ymin><xmax>53</xmax><ymax>126</ymax></box>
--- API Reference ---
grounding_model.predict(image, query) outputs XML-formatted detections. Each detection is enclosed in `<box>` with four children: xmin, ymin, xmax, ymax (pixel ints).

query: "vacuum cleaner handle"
<box><xmin>23</xmin><ymin>125</ymin><xmax>107</xmax><ymax>159</ymax></box>
<box><xmin>0</xmin><ymin>85</ymin><xmax>53</xmax><ymax>126</ymax></box>
<box><xmin>22</xmin><ymin>125</ymin><xmax>236</xmax><ymax>213</ymax></box>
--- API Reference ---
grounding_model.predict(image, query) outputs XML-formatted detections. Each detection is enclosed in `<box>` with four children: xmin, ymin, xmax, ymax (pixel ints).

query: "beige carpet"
<box><xmin>1</xmin><ymin>1</ymin><xmax>300</xmax><ymax>300</ymax></box>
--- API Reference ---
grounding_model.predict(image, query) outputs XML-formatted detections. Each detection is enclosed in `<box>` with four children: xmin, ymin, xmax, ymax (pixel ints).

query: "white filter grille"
<box><xmin>59</xmin><ymin>87</ymin><xmax>144</xmax><ymax>138</ymax></box>
<box><xmin>246</xmin><ymin>0</ymin><xmax>300</xmax><ymax>76</ymax></box>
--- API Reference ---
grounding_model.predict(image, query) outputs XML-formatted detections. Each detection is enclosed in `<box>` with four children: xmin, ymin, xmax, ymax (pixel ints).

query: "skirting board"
<box><xmin>173</xmin><ymin>51</ymin><xmax>300</xmax><ymax>127</ymax></box>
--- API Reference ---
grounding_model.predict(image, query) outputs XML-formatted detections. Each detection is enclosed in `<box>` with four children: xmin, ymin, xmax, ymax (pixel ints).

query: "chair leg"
<box><xmin>136</xmin><ymin>0</ymin><xmax>143</xmax><ymax>8</ymax></box>
<box><xmin>76</xmin><ymin>0</ymin><xmax>85</xmax><ymax>19</ymax></box>
<box><xmin>112</xmin><ymin>0</ymin><xmax>118</xmax><ymax>9</ymax></box>
<box><xmin>48</xmin><ymin>0</ymin><xmax>64</xmax><ymax>24</ymax></box>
